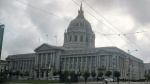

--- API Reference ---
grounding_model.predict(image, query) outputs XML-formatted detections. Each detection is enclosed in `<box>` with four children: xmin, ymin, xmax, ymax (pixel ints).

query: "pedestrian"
<box><xmin>117</xmin><ymin>77</ymin><xmax>119</xmax><ymax>84</ymax></box>
<box><xmin>97</xmin><ymin>76</ymin><xmax>98</xmax><ymax>82</ymax></box>
<box><xmin>68</xmin><ymin>75</ymin><xmax>71</xmax><ymax>84</ymax></box>
<box><xmin>104</xmin><ymin>79</ymin><xmax>108</xmax><ymax>84</ymax></box>
<box><xmin>85</xmin><ymin>76</ymin><xmax>87</xmax><ymax>84</ymax></box>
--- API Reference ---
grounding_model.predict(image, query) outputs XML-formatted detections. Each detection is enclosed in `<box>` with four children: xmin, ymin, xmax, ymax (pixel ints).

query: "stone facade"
<box><xmin>6</xmin><ymin>4</ymin><xmax>144</xmax><ymax>80</ymax></box>
<box><xmin>0</xmin><ymin>60</ymin><xmax>7</xmax><ymax>72</ymax></box>
<box><xmin>144</xmin><ymin>63</ymin><xmax>150</xmax><ymax>75</ymax></box>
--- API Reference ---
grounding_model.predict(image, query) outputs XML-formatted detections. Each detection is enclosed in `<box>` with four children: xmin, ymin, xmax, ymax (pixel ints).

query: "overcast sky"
<box><xmin>0</xmin><ymin>0</ymin><xmax>150</xmax><ymax>63</ymax></box>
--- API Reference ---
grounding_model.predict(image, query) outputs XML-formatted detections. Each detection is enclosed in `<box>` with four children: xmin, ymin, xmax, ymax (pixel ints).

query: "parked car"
<box><xmin>104</xmin><ymin>78</ymin><xmax>115</xmax><ymax>82</ymax></box>
<box><xmin>52</xmin><ymin>76</ymin><xmax>59</xmax><ymax>80</ymax></box>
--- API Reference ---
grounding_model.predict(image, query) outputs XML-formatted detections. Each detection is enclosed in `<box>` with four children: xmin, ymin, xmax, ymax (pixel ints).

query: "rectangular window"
<box><xmin>74</xmin><ymin>36</ymin><xmax>77</xmax><ymax>42</ymax></box>
<box><xmin>80</xmin><ymin>36</ymin><xmax>83</xmax><ymax>42</ymax></box>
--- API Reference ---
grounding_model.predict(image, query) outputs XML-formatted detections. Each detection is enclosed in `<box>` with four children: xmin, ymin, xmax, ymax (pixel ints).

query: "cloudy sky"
<box><xmin>0</xmin><ymin>0</ymin><xmax>150</xmax><ymax>63</ymax></box>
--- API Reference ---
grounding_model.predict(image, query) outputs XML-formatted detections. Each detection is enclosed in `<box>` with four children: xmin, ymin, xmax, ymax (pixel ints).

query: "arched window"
<box><xmin>80</xmin><ymin>36</ymin><xmax>83</xmax><ymax>42</ymax></box>
<box><xmin>69</xmin><ymin>36</ymin><xmax>72</xmax><ymax>42</ymax></box>
<box><xmin>75</xmin><ymin>22</ymin><xmax>79</xmax><ymax>26</ymax></box>
<box><xmin>74</xmin><ymin>36</ymin><xmax>77</xmax><ymax>42</ymax></box>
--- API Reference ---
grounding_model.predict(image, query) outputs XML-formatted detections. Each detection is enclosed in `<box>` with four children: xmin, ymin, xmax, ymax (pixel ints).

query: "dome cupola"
<box><xmin>63</xmin><ymin>3</ymin><xmax>95</xmax><ymax>49</ymax></box>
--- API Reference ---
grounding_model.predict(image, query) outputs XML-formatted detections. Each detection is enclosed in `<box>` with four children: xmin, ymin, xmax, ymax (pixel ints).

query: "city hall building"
<box><xmin>6</xmin><ymin>5</ymin><xmax>144</xmax><ymax>80</ymax></box>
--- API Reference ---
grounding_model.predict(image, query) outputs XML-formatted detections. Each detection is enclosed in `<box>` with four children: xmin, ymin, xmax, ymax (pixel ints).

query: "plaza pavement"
<box><xmin>9</xmin><ymin>82</ymin><xmax>149</xmax><ymax>84</ymax></box>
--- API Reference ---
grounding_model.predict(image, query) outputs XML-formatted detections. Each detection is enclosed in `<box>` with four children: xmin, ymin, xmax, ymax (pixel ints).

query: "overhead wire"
<box><xmin>16</xmin><ymin>0</ymin><xmax>118</xmax><ymax>47</ymax></box>
<box><xmin>16</xmin><ymin>0</ymin><xmax>149</xmax><ymax>59</ymax></box>
<box><xmin>72</xmin><ymin>0</ymin><xmax>137</xmax><ymax>50</ymax></box>
<box><xmin>82</xmin><ymin>0</ymin><xmax>150</xmax><ymax>58</ymax></box>
<box><xmin>15</xmin><ymin>0</ymin><xmax>70</xmax><ymax>22</ymax></box>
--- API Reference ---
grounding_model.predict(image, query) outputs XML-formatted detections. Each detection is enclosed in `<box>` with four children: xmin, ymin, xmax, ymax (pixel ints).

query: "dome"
<box><xmin>63</xmin><ymin>3</ymin><xmax>95</xmax><ymax>49</ymax></box>
<box><xmin>68</xmin><ymin>18</ymin><xmax>92</xmax><ymax>29</ymax></box>
<box><xmin>68</xmin><ymin>3</ymin><xmax>92</xmax><ymax>30</ymax></box>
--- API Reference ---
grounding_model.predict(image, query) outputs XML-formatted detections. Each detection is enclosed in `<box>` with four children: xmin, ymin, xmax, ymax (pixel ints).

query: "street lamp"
<box><xmin>128</xmin><ymin>49</ymin><xmax>137</xmax><ymax>84</ymax></box>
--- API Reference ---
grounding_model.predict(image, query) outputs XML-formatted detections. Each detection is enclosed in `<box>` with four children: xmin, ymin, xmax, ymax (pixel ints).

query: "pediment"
<box><xmin>34</xmin><ymin>43</ymin><xmax>56</xmax><ymax>52</ymax></box>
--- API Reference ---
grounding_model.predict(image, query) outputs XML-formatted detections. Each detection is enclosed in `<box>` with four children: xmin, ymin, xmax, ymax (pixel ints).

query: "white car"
<box><xmin>104</xmin><ymin>78</ymin><xmax>115</xmax><ymax>82</ymax></box>
<box><xmin>52</xmin><ymin>76</ymin><xmax>59</xmax><ymax>80</ymax></box>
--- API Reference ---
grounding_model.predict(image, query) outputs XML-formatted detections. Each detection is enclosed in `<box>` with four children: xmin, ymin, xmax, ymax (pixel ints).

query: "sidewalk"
<box><xmin>9</xmin><ymin>82</ymin><xmax>149</xmax><ymax>84</ymax></box>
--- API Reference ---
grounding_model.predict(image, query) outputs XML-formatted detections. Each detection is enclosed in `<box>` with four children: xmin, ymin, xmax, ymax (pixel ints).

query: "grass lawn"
<box><xmin>7</xmin><ymin>80</ymin><xmax>59</xmax><ymax>84</ymax></box>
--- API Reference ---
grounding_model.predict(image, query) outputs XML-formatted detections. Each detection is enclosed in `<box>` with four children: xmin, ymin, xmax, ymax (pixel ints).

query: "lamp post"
<box><xmin>128</xmin><ymin>49</ymin><xmax>137</xmax><ymax>84</ymax></box>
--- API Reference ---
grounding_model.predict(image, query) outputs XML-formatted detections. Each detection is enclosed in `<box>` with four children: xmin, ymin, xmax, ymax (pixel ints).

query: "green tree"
<box><xmin>144</xmin><ymin>74</ymin><xmax>150</xmax><ymax>81</ymax></box>
<box><xmin>105</xmin><ymin>71</ymin><xmax>112</xmax><ymax>77</ymax></box>
<box><xmin>98</xmin><ymin>71</ymin><xmax>103</xmax><ymax>77</ymax></box>
<box><xmin>113</xmin><ymin>71</ymin><xmax>120</xmax><ymax>78</ymax></box>
<box><xmin>24</xmin><ymin>71</ymin><xmax>30</xmax><ymax>76</ymax></box>
<box><xmin>64</xmin><ymin>70</ymin><xmax>69</xmax><ymax>75</ymax></box>
<box><xmin>91</xmin><ymin>70</ymin><xmax>96</xmax><ymax>81</ymax></box>
<box><xmin>15</xmin><ymin>70</ymin><xmax>20</xmax><ymax>77</ymax></box>
<box><xmin>20</xmin><ymin>73</ymin><xmax>23</xmax><ymax>77</ymax></box>
<box><xmin>70</xmin><ymin>71</ymin><xmax>75</xmax><ymax>75</ymax></box>
<box><xmin>0</xmin><ymin>72</ymin><xmax>5</xmax><ymax>76</ymax></box>
<box><xmin>53</xmin><ymin>71</ymin><xmax>57</xmax><ymax>76</ymax></box>
<box><xmin>83</xmin><ymin>70</ymin><xmax>90</xmax><ymax>78</ymax></box>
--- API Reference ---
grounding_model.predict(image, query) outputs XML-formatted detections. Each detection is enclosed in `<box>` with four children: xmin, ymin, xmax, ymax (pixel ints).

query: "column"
<box><xmin>73</xmin><ymin>57</ymin><xmax>74</xmax><ymax>70</ymax></box>
<box><xmin>41</xmin><ymin>54</ymin><xmax>43</xmax><ymax>68</ymax></box>
<box><xmin>106</xmin><ymin>55</ymin><xmax>108</xmax><ymax>68</ymax></box>
<box><xmin>64</xmin><ymin>57</ymin><xmax>66</xmax><ymax>69</ymax></box>
<box><xmin>81</xmin><ymin>57</ymin><xmax>83</xmax><ymax>70</ymax></box>
<box><xmin>26</xmin><ymin>60</ymin><xmax>27</xmax><ymax>70</ymax></box>
<box><xmin>50</xmin><ymin>53</ymin><xmax>52</xmax><ymax>67</ymax></box>
<box><xmin>36</xmin><ymin>55</ymin><xmax>38</xmax><ymax>67</ymax></box>
<box><xmin>38</xmin><ymin>70</ymin><xmax>40</xmax><ymax>78</ymax></box>
<box><xmin>69</xmin><ymin>57</ymin><xmax>70</xmax><ymax>69</ymax></box>
<box><xmin>18</xmin><ymin>60</ymin><xmax>19</xmax><ymax>69</ymax></box>
<box><xmin>45</xmin><ymin>53</ymin><xmax>48</xmax><ymax>68</ymax></box>
<box><xmin>51</xmin><ymin>53</ymin><xmax>54</xmax><ymax>68</ymax></box>
<box><xmin>14</xmin><ymin>61</ymin><xmax>16</xmax><ymax>69</ymax></box>
<box><xmin>34</xmin><ymin>70</ymin><xmax>37</xmax><ymax>78</ymax></box>
<box><xmin>86</xmin><ymin>56</ymin><xmax>87</xmax><ymax>69</ymax></box>
<box><xmin>29</xmin><ymin>60</ymin><xmax>31</xmax><ymax>69</ymax></box>
<box><xmin>77</xmin><ymin>57</ymin><xmax>79</xmax><ymax>71</ymax></box>
<box><xmin>90</xmin><ymin>56</ymin><xmax>92</xmax><ymax>70</ymax></box>
<box><xmin>96</xmin><ymin>56</ymin><xmax>98</xmax><ymax>67</ymax></box>
<box><xmin>22</xmin><ymin>60</ymin><xmax>24</xmax><ymax>69</ymax></box>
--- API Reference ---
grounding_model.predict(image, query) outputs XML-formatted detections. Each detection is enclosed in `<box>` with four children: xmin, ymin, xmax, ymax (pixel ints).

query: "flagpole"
<box><xmin>38</xmin><ymin>39</ymin><xmax>40</xmax><ymax>46</ymax></box>
<box><xmin>55</xmin><ymin>36</ymin><xmax>57</xmax><ymax>46</ymax></box>
<box><xmin>46</xmin><ymin>35</ymin><xmax>48</xmax><ymax>43</ymax></box>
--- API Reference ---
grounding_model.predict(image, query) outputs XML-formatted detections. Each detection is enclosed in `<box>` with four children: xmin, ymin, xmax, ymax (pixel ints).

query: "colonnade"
<box><xmin>61</xmin><ymin>54</ymin><xmax>134</xmax><ymax>79</ymax></box>
<box><xmin>8</xmin><ymin>59</ymin><xmax>34</xmax><ymax>71</ymax></box>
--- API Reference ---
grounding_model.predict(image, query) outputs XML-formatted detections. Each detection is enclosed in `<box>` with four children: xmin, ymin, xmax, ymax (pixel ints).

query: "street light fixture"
<box><xmin>128</xmin><ymin>49</ymin><xmax>137</xmax><ymax>84</ymax></box>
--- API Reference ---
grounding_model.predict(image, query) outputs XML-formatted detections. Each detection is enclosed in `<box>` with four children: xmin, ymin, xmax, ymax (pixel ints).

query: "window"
<box><xmin>74</xmin><ymin>36</ymin><xmax>77</xmax><ymax>42</ymax></box>
<box><xmin>69</xmin><ymin>36</ymin><xmax>72</xmax><ymax>42</ymax></box>
<box><xmin>86</xmin><ymin>37</ymin><xmax>88</xmax><ymax>43</ymax></box>
<box><xmin>75</xmin><ymin>22</ymin><xmax>79</xmax><ymax>26</ymax></box>
<box><xmin>91</xmin><ymin>38</ymin><xmax>93</xmax><ymax>44</ymax></box>
<box><xmin>80</xmin><ymin>22</ymin><xmax>84</xmax><ymax>26</ymax></box>
<box><xmin>80</xmin><ymin>36</ymin><xmax>83</xmax><ymax>42</ymax></box>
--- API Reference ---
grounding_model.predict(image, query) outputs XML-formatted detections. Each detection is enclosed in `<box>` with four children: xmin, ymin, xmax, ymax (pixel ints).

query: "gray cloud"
<box><xmin>0</xmin><ymin>0</ymin><xmax>150</xmax><ymax>63</ymax></box>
